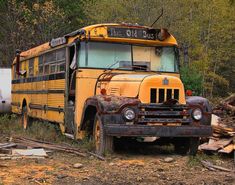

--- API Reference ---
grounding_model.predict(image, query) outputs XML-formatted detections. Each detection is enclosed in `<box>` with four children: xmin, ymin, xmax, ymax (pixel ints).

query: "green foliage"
<box><xmin>180</xmin><ymin>66</ymin><xmax>203</xmax><ymax>96</ymax></box>
<box><xmin>0</xmin><ymin>114</ymin><xmax>81</xmax><ymax>147</ymax></box>
<box><xmin>187</xmin><ymin>153</ymin><xmax>220</xmax><ymax>167</ymax></box>
<box><xmin>0</xmin><ymin>0</ymin><xmax>234</xmax><ymax>97</ymax></box>
<box><xmin>25</xmin><ymin>121</ymin><xmax>64</xmax><ymax>142</ymax></box>
<box><xmin>0</xmin><ymin>114</ymin><xmax>21</xmax><ymax>135</ymax></box>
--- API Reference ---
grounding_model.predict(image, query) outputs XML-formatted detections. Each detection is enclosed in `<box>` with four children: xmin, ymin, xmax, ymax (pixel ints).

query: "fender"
<box><xmin>85</xmin><ymin>95</ymin><xmax>140</xmax><ymax>114</ymax></box>
<box><xmin>79</xmin><ymin>95</ymin><xmax>140</xmax><ymax>130</ymax></box>
<box><xmin>186</xmin><ymin>96</ymin><xmax>212</xmax><ymax>125</ymax></box>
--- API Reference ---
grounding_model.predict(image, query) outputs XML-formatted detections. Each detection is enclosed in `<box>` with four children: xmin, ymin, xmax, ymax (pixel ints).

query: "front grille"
<box><xmin>138</xmin><ymin>103</ymin><xmax>190</xmax><ymax>125</ymax></box>
<box><xmin>150</xmin><ymin>88</ymin><xmax>179</xmax><ymax>103</ymax></box>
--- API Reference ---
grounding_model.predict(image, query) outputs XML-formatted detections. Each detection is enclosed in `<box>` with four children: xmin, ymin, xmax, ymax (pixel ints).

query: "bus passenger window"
<box><xmin>56</xmin><ymin>48</ymin><xmax>66</xmax><ymax>61</ymax></box>
<box><xmin>45</xmin><ymin>51</ymin><xmax>56</xmax><ymax>63</ymax></box>
<box><xmin>58</xmin><ymin>62</ymin><xmax>65</xmax><ymax>72</ymax></box>
<box><xmin>44</xmin><ymin>64</ymin><xmax>49</xmax><ymax>74</ymax></box>
<box><xmin>39</xmin><ymin>56</ymin><xmax>44</xmax><ymax>75</ymax></box>
<box><xmin>29</xmin><ymin>58</ymin><xmax>34</xmax><ymax>77</ymax></box>
<box><xmin>50</xmin><ymin>64</ymin><xmax>57</xmax><ymax>73</ymax></box>
<box><xmin>56</xmin><ymin>48</ymin><xmax>66</xmax><ymax>72</ymax></box>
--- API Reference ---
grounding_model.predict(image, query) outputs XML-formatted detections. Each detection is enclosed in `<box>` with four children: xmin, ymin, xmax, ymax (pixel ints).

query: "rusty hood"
<box><xmin>97</xmin><ymin>73</ymin><xmax>185</xmax><ymax>104</ymax></box>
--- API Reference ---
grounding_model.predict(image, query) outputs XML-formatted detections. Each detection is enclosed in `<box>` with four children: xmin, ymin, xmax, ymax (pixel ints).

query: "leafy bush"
<box><xmin>180</xmin><ymin>66</ymin><xmax>203</xmax><ymax>96</ymax></box>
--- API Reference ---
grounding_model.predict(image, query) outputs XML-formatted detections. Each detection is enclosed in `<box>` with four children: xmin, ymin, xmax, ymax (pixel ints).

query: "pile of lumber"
<box><xmin>199</xmin><ymin>94</ymin><xmax>235</xmax><ymax>155</ymax></box>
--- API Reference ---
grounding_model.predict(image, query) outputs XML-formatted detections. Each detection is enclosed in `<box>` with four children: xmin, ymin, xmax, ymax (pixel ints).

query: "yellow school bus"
<box><xmin>11</xmin><ymin>23</ymin><xmax>212</xmax><ymax>155</ymax></box>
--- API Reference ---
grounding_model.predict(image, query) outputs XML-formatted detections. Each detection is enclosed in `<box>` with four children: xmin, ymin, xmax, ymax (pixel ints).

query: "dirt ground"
<box><xmin>0</xmin><ymin>115</ymin><xmax>234</xmax><ymax>185</ymax></box>
<box><xmin>0</xmin><ymin>142</ymin><xmax>234</xmax><ymax>185</ymax></box>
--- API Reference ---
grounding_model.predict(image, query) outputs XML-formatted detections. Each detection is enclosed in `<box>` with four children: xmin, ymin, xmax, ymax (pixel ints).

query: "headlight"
<box><xmin>123</xmin><ymin>108</ymin><xmax>135</xmax><ymax>121</ymax></box>
<box><xmin>192</xmin><ymin>108</ymin><xmax>202</xmax><ymax>120</ymax></box>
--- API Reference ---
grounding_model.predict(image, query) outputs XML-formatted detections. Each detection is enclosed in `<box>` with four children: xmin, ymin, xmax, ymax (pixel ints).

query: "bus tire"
<box><xmin>21</xmin><ymin>106</ymin><xmax>31</xmax><ymax>130</ymax></box>
<box><xmin>93</xmin><ymin>114</ymin><xmax>113</xmax><ymax>156</ymax></box>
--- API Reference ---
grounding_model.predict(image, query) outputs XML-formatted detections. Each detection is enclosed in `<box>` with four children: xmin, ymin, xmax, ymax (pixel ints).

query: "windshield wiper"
<box><xmin>103</xmin><ymin>61</ymin><xmax>121</xmax><ymax>72</ymax></box>
<box><xmin>103</xmin><ymin>61</ymin><xmax>160</xmax><ymax>74</ymax></box>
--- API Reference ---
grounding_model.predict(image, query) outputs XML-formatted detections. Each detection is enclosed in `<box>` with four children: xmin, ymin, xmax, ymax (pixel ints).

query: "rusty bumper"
<box><xmin>104</xmin><ymin>124</ymin><xmax>212</xmax><ymax>137</ymax></box>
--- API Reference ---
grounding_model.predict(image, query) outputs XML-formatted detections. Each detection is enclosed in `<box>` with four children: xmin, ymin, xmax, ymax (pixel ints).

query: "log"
<box><xmin>13</xmin><ymin>137</ymin><xmax>86</xmax><ymax>157</ymax></box>
<box><xmin>201</xmin><ymin>160</ymin><xmax>233</xmax><ymax>172</ymax></box>
<box><xmin>220</xmin><ymin>94</ymin><xmax>235</xmax><ymax>114</ymax></box>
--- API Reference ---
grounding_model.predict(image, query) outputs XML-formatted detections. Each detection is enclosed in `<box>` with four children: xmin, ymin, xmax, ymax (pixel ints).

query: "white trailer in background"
<box><xmin>0</xmin><ymin>68</ymin><xmax>11</xmax><ymax>113</ymax></box>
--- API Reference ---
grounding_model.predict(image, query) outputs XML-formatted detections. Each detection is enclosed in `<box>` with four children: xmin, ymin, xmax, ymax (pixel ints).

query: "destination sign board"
<box><xmin>107</xmin><ymin>27</ymin><xmax>157</xmax><ymax>40</ymax></box>
<box><xmin>50</xmin><ymin>37</ymin><xmax>67</xmax><ymax>48</ymax></box>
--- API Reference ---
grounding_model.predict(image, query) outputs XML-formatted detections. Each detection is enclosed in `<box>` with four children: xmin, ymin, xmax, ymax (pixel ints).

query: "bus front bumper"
<box><xmin>104</xmin><ymin>124</ymin><xmax>212</xmax><ymax>137</ymax></box>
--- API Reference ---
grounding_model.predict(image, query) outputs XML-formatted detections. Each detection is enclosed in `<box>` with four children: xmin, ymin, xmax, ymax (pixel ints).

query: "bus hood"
<box><xmin>103</xmin><ymin>73</ymin><xmax>186</xmax><ymax>104</ymax></box>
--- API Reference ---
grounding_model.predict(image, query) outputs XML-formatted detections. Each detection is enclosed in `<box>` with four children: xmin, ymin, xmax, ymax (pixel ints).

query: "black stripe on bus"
<box><xmin>29</xmin><ymin>103</ymin><xmax>64</xmax><ymax>113</ymax></box>
<box><xmin>12</xmin><ymin>72</ymin><xmax>65</xmax><ymax>84</ymax></box>
<box><xmin>11</xmin><ymin>89</ymin><xmax>65</xmax><ymax>94</ymax></box>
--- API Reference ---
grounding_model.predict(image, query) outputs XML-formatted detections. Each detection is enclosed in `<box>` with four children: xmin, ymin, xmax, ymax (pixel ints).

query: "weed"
<box><xmin>187</xmin><ymin>153</ymin><xmax>220</xmax><ymax>167</ymax></box>
<box><xmin>25</xmin><ymin>120</ymin><xmax>64</xmax><ymax>142</ymax></box>
<box><xmin>80</xmin><ymin>136</ymin><xmax>94</xmax><ymax>151</ymax></box>
<box><xmin>0</xmin><ymin>114</ymin><xmax>21</xmax><ymax>135</ymax></box>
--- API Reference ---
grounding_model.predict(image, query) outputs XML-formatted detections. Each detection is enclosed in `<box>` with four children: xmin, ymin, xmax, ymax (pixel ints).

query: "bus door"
<box><xmin>64</xmin><ymin>43</ymin><xmax>77</xmax><ymax>135</ymax></box>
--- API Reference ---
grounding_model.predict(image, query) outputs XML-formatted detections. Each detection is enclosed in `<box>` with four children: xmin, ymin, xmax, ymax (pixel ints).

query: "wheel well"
<box><xmin>81</xmin><ymin>105</ymin><xmax>97</xmax><ymax>136</ymax></box>
<box><xmin>22</xmin><ymin>99</ymin><xmax>27</xmax><ymax>108</ymax></box>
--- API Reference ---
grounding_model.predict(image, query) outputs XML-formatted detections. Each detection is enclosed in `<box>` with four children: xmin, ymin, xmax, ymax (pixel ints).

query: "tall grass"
<box><xmin>0</xmin><ymin>114</ymin><xmax>92</xmax><ymax>150</ymax></box>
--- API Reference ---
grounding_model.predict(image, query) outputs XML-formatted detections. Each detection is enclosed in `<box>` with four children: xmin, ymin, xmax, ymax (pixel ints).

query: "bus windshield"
<box><xmin>78</xmin><ymin>42</ymin><xmax>179</xmax><ymax>73</ymax></box>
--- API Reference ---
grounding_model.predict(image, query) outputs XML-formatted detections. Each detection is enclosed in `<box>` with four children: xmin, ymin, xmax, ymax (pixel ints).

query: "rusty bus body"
<box><xmin>11</xmin><ymin>23</ymin><xmax>212</xmax><ymax>155</ymax></box>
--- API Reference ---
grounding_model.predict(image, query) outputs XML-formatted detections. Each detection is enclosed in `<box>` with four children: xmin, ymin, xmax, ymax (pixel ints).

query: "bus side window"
<box><xmin>50</xmin><ymin>63</ymin><xmax>57</xmax><ymax>74</ymax></box>
<box><xmin>45</xmin><ymin>51</ymin><xmax>56</xmax><ymax>74</ymax></box>
<box><xmin>44</xmin><ymin>64</ymin><xmax>49</xmax><ymax>74</ymax></box>
<box><xmin>58</xmin><ymin>62</ymin><xmax>65</xmax><ymax>72</ymax></box>
<box><xmin>56</xmin><ymin>48</ymin><xmax>66</xmax><ymax>72</ymax></box>
<box><xmin>39</xmin><ymin>56</ymin><xmax>44</xmax><ymax>75</ymax></box>
<box><xmin>29</xmin><ymin>58</ymin><xmax>34</xmax><ymax>77</ymax></box>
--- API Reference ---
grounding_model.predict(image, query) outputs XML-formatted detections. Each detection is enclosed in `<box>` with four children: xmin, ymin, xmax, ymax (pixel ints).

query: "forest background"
<box><xmin>0</xmin><ymin>0</ymin><xmax>234</xmax><ymax>99</ymax></box>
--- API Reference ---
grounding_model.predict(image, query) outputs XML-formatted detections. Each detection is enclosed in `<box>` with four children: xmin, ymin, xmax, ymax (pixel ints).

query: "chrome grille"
<box><xmin>138</xmin><ymin>103</ymin><xmax>190</xmax><ymax>125</ymax></box>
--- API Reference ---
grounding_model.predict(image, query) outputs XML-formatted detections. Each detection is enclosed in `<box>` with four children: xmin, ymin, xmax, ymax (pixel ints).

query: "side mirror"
<box><xmin>15</xmin><ymin>49</ymin><xmax>27</xmax><ymax>77</ymax></box>
<box><xmin>16</xmin><ymin>49</ymin><xmax>21</xmax><ymax>75</ymax></box>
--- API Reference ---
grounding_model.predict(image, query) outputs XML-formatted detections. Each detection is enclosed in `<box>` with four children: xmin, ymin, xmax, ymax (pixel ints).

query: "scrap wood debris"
<box><xmin>199</xmin><ymin>94</ymin><xmax>235</xmax><ymax>156</ymax></box>
<box><xmin>13</xmin><ymin>137</ymin><xmax>86</xmax><ymax>157</ymax></box>
<box><xmin>0</xmin><ymin>136</ymin><xmax>105</xmax><ymax>160</ymax></box>
<box><xmin>201</xmin><ymin>160</ymin><xmax>234</xmax><ymax>172</ymax></box>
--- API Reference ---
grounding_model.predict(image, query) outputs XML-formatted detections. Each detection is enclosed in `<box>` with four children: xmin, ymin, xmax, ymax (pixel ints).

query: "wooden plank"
<box><xmin>218</xmin><ymin>144</ymin><xmax>234</xmax><ymax>154</ymax></box>
<box><xmin>201</xmin><ymin>160</ymin><xmax>234</xmax><ymax>172</ymax></box>
<box><xmin>11</xmin><ymin>149</ymin><xmax>47</xmax><ymax>157</ymax></box>
<box><xmin>211</xmin><ymin>114</ymin><xmax>220</xmax><ymax>126</ymax></box>
<box><xmin>199</xmin><ymin>138</ymin><xmax>233</xmax><ymax>151</ymax></box>
<box><xmin>0</xmin><ymin>143</ymin><xmax>17</xmax><ymax>149</ymax></box>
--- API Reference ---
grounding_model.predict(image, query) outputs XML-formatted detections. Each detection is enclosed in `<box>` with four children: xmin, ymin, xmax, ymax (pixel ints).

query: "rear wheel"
<box><xmin>21</xmin><ymin>106</ymin><xmax>31</xmax><ymax>130</ymax></box>
<box><xmin>93</xmin><ymin>114</ymin><xmax>113</xmax><ymax>156</ymax></box>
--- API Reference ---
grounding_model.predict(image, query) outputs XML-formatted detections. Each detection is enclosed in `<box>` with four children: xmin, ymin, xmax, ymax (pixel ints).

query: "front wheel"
<box><xmin>93</xmin><ymin>114</ymin><xmax>113</xmax><ymax>156</ymax></box>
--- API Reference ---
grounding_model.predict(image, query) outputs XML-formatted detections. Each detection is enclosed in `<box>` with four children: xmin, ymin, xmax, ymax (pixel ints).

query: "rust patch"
<box><xmin>93</xmin><ymin>95</ymin><xmax>140</xmax><ymax>113</ymax></box>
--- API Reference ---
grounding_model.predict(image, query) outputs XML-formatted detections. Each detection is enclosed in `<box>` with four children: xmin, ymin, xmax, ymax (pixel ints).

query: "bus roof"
<box><xmin>15</xmin><ymin>23</ymin><xmax>178</xmax><ymax>63</ymax></box>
